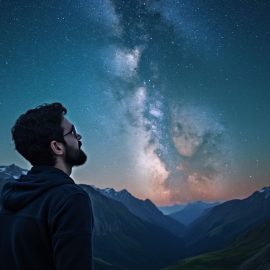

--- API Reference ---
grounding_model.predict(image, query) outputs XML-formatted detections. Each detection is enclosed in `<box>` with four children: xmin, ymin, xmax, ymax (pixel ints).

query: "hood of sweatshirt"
<box><xmin>1</xmin><ymin>166</ymin><xmax>75</xmax><ymax>211</ymax></box>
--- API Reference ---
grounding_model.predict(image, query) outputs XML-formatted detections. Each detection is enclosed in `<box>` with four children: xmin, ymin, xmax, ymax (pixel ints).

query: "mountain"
<box><xmin>0</xmin><ymin>165</ymin><xmax>185</xmax><ymax>270</ymax></box>
<box><xmin>169</xmin><ymin>201</ymin><xmax>220</xmax><ymax>225</ymax></box>
<box><xmin>0</xmin><ymin>164</ymin><xmax>28</xmax><ymax>193</ymax></box>
<box><xmin>162</xmin><ymin>218</ymin><xmax>270</xmax><ymax>270</ymax></box>
<box><xmin>158</xmin><ymin>204</ymin><xmax>186</xmax><ymax>215</ymax></box>
<box><xmin>96</xmin><ymin>186</ymin><xmax>186</xmax><ymax>237</ymax></box>
<box><xmin>185</xmin><ymin>187</ymin><xmax>270</xmax><ymax>256</ymax></box>
<box><xmin>0</xmin><ymin>164</ymin><xmax>28</xmax><ymax>180</ymax></box>
<box><xmin>80</xmin><ymin>184</ymin><xmax>185</xmax><ymax>270</ymax></box>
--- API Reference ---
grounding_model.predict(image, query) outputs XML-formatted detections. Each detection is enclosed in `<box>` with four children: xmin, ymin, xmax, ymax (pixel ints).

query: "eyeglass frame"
<box><xmin>63</xmin><ymin>125</ymin><xmax>78</xmax><ymax>137</ymax></box>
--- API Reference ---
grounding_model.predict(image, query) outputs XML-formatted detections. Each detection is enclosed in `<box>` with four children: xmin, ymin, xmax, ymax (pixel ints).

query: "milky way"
<box><xmin>0</xmin><ymin>0</ymin><xmax>269</xmax><ymax>204</ymax></box>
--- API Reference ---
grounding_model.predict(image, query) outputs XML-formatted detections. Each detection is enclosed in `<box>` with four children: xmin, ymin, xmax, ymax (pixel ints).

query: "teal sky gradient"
<box><xmin>0</xmin><ymin>0</ymin><xmax>269</xmax><ymax>205</ymax></box>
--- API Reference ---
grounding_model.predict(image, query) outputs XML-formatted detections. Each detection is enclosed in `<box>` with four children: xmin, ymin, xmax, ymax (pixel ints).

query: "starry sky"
<box><xmin>0</xmin><ymin>0</ymin><xmax>269</xmax><ymax>205</ymax></box>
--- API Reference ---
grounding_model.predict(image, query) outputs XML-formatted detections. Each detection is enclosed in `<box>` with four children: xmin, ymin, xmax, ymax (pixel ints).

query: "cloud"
<box><xmin>148</xmin><ymin>0</ymin><xmax>212</xmax><ymax>52</ymax></box>
<box><xmin>108</xmin><ymin>78</ymin><xmax>231</xmax><ymax>204</ymax></box>
<box><xmin>102</xmin><ymin>46</ymin><xmax>144</xmax><ymax>83</ymax></box>
<box><xmin>148</xmin><ymin>1</ymin><xmax>194</xmax><ymax>38</ymax></box>
<box><xmin>135</xmin><ymin>131</ymin><xmax>169</xmax><ymax>185</ymax></box>
<box><xmin>112</xmin><ymin>86</ymin><xmax>147</xmax><ymax>128</ymax></box>
<box><xmin>112</xmin><ymin>47</ymin><xmax>142</xmax><ymax>80</ymax></box>
<box><xmin>111</xmin><ymin>86</ymin><xmax>168</xmax><ymax>203</ymax></box>
<box><xmin>171</xmin><ymin>106</ymin><xmax>225</xmax><ymax>157</ymax></box>
<box><xmin>132</xmin><ymin>86</ymin><xmax>147</xmax><ymax>119</ymax></box>
<box><xmin>127</xmin><ymin>103</ymin><xmax>170</xmax><ymax>203</ymax></box>
<box><xmin>158</xmin><ymin>104</ymin><xmax>231</xmax><ymax>203</ymax></box>
<box><xmin>79</xmin><ymin>0</ymin><xmax>122</xmax><ymax>36</ymax></box>
<box><xmin>107</xmin><ymin>81</ymin><xmax>231</xmax><ymax>204</ymax></box>
<box><xmin>149</xmin><ymin>99</ymin><xmax>164</xmax><ymax>119</ymax></box>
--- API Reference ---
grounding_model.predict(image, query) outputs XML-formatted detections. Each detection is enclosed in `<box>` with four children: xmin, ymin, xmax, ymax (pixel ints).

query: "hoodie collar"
<box><xmin>1</xmin><ymin>166</ymin><xmax>75</xmax><ymax>211</ymax></box>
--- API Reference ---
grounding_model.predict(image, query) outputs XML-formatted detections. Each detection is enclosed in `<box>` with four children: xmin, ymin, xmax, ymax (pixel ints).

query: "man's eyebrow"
<box><xmin>65</xmin><ymin>124</ymin><xmax>73</xmax><ymax>133</ymax></box>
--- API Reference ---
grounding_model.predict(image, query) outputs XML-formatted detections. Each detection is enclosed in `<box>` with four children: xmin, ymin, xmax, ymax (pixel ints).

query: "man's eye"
<box><xmin>72</xmin><ymin>127</ymin><xmax>77</xmax><ymax>135</ymax></box>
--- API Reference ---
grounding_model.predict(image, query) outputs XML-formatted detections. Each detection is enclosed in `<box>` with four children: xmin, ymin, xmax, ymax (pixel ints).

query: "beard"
<box><xmin>64</xmin><ymin>143</ymin><xmax>87</xmax><ymax>167</ymax></box>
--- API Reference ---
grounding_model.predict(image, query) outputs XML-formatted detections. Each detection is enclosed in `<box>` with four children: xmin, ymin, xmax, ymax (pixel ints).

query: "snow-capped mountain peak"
<box><xmin>258</xmin><ymin>187</ymin><xmax>270</xmax><ymax>193</ymax></box>
<box><xmin>258</xmin><ymin>187</ymin><xmax>270</xmax><ymax>199</ymax></box>
<box><xmin>0</xmin><ymin>164</ymin><xmax>28</xmax><ymax>180</ymax></box>
<box><xmin>97</xmin><ymin>187</ymin><xmax>132</xmax><ymax>200</ymax></box>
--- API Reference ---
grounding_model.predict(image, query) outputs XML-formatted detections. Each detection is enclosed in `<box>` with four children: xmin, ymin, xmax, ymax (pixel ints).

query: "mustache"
<box><xmin>78</xmin><ymin>141</ymin><xmax>82</xmax><ymax>148</ymax></box>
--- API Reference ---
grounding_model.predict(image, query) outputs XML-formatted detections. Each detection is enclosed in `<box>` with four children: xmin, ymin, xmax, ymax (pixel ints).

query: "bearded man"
<box><xmin>0</xmin><ymin>102</ymin><xmax>94</xmax><ymax>270</ymax></box>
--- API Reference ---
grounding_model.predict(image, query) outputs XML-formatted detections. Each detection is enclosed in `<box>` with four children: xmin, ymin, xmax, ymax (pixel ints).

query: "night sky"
<box><xmin>0</xmin><ymin>0</ymin><xmax>269</xmax><ymax>205</ymax></box>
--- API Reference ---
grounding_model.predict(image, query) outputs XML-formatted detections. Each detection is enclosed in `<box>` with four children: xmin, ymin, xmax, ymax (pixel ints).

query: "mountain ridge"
<box><xmin>96</xmin><ymin>185</ymin><xmax>186</xmax><ymax>237</ymax></box>
<box><xmin>0</xmin><ymin>164</ymin><xmax>185</xmax><ymax>270</ymax></box>
<box><xmin>185</xmin><ymin>186</ymin><xmax>270</xmax><ymax>256</ymax></box>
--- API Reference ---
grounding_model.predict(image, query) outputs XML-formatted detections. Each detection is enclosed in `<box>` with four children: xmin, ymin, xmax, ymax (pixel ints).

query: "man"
<box><xmin>0</xmin><ymin>103</ymin><xmax>94</xmax><ymax>270</ymax></box>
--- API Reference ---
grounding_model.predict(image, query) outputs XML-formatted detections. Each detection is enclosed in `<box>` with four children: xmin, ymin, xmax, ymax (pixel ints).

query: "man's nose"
<box><xmin>76</xmin><ymin>133</ymin><xmax>81</xmax><ymax>140</ymax></box>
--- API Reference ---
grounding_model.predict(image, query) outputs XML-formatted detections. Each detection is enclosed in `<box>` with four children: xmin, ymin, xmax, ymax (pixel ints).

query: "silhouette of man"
<box><xmin>0</xmin><ymin>103</ymin><xmax>94</xmax><ymax>269</ymax></box>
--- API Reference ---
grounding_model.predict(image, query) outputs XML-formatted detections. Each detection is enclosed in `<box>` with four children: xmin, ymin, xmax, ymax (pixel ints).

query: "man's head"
<box><xmin>60</xmin><ymin>117</ymin><xmax>87</xmax><ymax>167</ymax></box>
<box><xmin>12</xmin><ymin>102</ymin><xmax>87</xmax><ymax>168</ymax></box>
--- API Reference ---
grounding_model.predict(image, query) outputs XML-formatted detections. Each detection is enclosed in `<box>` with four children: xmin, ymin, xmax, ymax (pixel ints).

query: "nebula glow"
<box><xmin>0</xmin><ymin>0</ymin><xmax>269</xmax><ymax>205</ymax></box>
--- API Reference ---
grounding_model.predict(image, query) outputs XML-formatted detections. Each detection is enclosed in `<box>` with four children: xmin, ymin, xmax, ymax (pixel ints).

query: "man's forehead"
<box><xmin>62</xmin><ymin>117</ymin><xmax>72</xmax><ymax>129</ymax></box>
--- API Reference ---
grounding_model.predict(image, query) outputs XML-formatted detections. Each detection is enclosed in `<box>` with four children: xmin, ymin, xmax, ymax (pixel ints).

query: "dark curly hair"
<box><xmin>12</xmin><ymin>102</ymin><xmax>67</xmax><ymax>166</ymax></box>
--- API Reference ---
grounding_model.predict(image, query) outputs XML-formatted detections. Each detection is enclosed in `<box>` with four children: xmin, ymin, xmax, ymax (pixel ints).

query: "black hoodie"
<box><xmin>0</xmin><ymin>166</ymin><xmax>94</xmax><ymax>270</ymax></box>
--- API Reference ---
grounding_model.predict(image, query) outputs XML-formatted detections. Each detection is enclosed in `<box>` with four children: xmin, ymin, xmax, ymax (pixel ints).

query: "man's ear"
<box><xmin>50</xmin><ymin>141</ymin><xmax>65</xmax><ymax>155</ymax></box>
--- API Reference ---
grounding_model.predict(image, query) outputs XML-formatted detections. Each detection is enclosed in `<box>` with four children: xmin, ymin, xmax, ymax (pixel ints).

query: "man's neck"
<box><xmin>54</xmin><ymin>162</ymin><xmax>72</xmax><ymax>176</ymax></box>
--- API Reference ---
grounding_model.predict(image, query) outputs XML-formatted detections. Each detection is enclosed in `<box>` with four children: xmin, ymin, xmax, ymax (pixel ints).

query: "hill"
<box><xmin>163</xmin><ymin>218</ymin><xmax>270</xmax><ymax>270</ymax></box>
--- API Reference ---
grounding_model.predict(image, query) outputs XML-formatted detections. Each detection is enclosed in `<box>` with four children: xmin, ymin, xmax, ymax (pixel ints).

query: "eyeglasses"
<box><xmin>63</xmin><ymin>125</ymin><xmax>77</xmax><ymax>137</ymax></box>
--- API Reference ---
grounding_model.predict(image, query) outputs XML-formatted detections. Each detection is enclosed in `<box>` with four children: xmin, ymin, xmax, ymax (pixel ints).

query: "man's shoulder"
<box><xmin>49</xmin><ymin>183</ymin><xmax>88</xmax><ymax>200</ymax></box>
<box><xmin>45</xmin><ymin>183</ymin><xmax>92</xmax><ymax>216</ymax></box>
